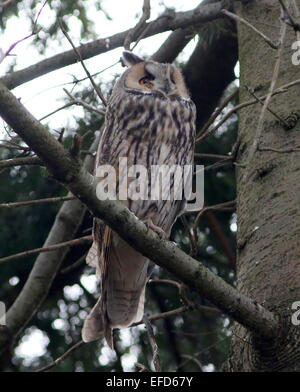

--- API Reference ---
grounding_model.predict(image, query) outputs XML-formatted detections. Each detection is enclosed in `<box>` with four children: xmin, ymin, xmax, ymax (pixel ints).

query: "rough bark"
<box><xmin>226</xmin><ymin>0</ymin><xmax>300</xmax><ymax>371</ymax></box>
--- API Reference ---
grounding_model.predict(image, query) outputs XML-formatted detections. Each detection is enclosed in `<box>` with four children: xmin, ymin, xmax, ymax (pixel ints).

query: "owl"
<box><xmin>82</xmin><ymin>51</ymin><xmax>196</xmax><ymax>349</ymax></box>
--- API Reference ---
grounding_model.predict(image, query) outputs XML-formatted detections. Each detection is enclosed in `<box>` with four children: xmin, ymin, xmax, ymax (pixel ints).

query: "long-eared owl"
<box><xmin>82</xmin><ymin>51</ymin><xmax>196</xmax><ymax>349</ymax></box>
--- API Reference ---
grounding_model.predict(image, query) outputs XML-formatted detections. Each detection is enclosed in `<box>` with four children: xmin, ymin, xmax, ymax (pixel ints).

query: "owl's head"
<box><xmin>118</xmin><ymin>51</ymin><xmax>189</xmax><ymax>99</ymax></box>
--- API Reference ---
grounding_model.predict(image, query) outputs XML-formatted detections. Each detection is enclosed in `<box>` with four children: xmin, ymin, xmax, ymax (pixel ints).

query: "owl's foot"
<box><xmin>144</xmin><ymin>219</ymin><xmax>167</xmax><ymax>240</ymax></box>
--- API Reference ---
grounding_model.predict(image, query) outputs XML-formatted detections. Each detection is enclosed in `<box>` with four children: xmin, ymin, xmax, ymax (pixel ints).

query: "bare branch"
<box><xmin>0</xmin><ymin>129</ymin><xmax>100</xmax><ymax>351</ymax></box>
<box><xmin>143</xmin><ymin>315</ymin><xmax>161</xmax><ymax>372</ymax></box>
<box><xmin>192</xmin><ymin>200</ymin><xmax>236</xmax><ymax>228</ymax></box>
<box><xmin>196</xmin><ymin>78</ymin><xmax>300</xmax><ymax>144</ymax></box>
<box><xmin>278</xmin><ymin>0</ymin><xmax>300</xmax><ymax>31</ymax></box>
<box><xmin>0</xmin><ymin>235</ymin><xmax>92</xmax><ymax>265</ymax></box>
<box><xmin>194</xmin><ymin>153</ymin><xmax>231</xmax><ymax>160</ymax></box>
<box><xmin>38</xmin><ymin>102</ymin><xmax>76</xmax><ymax>122</ymax></box>
<box><xmin>258</xmin><ymin>146</ymin><xmax>300</xmax><ymax>153</ymax></box>
<box><xmin>59</xmin><ymin>19</ymin><xmax>107</xmax><ymax>107</ymax></box>
<box><xmin>181</xmin><ymin>354</ymin><xmax>204</xmax><ymax>371</ymax></box>
<box><xmin>203</xmin><ymin>157</ymin><xmax>233</xmax><ymax>172</ymax></box>
<box><xmin>0</xmin><ymin>156</ymin><xmax>43</xmax><ymax>169</ymax></box>
<box><xmin>0</xmin><ymin>74</ymin><xmax>281</xmax><ymax>347</ymax></box>
<box><xmin>35</xmin><ymin>306</ymin><xmax>211</xmax><ymax>372</ymax></box>
<box><xmin>1</xmin><ymin>1</ymin><xmax>231</xmax><ymax>90</ymax></box>
<box><xmin>197</xmin><ymin>88</ymin><xmax>239</xmax><ymax>138</ymax></box>
<box><xmin>124</xmin><ymin>0</ymin><xmax>151</xmax><ymax>50</ymax></box>
<box><xmin>221</xmin><ymin>9</ymin><xmax>278</xmax><ymax>49</ymax></box>
<box><xmin>0</xmin><ymin>141</ymin><xmax>31</xmax><ymax>151</ymax></box>
<box><xmin>245</xmin><ymin>86</ymin><xmax>290</xmax><ymax>128</ymax></box>
<box><xmin>0</xmin><ymin>0</ymin><xmax>13</xmax><ymax>7</ymax></box>
<box><xmin>0</xmin><ymin>195</ymin><xmax>75</xmax><ymax>209</ymax></box>
<box><xmin>59</xmin><ymin>253</ymin><xmax>87</xmax><ymax>275</ymax></box>
<box><xmin>63</xmin><ymin>89</ymin><xmax>105</xmax><ymax>116</ymax></box>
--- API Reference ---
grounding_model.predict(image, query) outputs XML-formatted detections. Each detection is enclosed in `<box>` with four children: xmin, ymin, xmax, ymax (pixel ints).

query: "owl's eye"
<box><xmin>139</xmin><ymin>76</ymin><xmax>153</xmax><ymax>86</ymax></box>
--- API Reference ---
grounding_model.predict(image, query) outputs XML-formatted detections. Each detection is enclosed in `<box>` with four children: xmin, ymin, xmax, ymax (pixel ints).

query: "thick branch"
<box><xmin>1</xmin><ymin>1</ymin><xmax>229</xmax><ymax>90</ymax></box>
<box><xmin>0</xmin><ymin>81</ymin><xmax>280</xmax><ymax>342</ymax></box>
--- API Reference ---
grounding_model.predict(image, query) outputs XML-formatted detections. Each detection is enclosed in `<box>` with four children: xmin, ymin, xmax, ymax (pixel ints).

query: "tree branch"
<box><xmin>0</xmin><ymin>235</ymin><xmax>92</xmax><ymax>265</ymax></box>
<box><xmin>1</xmin><ymin>1</ymin><xmax>230</xmax><ymax>90</ymax></box>
<box><xmin>0</xmin><ymin>126</ymin><xmax>99</xmax><ymax>351</ymax></box>
<box><xmin>59</xmin><ymin>20</ymin><xmax>107</xmax><ymax>107</ymax></box>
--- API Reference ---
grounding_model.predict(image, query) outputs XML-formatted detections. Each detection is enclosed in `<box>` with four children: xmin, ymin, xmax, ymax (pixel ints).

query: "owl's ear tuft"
<box><xmin>122</xmin><ymin>51</ymin><xmax>144</xmax><ymax>67</ymax></box>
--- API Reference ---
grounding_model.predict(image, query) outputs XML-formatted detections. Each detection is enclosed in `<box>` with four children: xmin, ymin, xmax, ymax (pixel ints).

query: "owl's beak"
<box><xmin>161</xmin><ymin>82</ymin><xmax>171</xmax><ymax>95</ymax></box>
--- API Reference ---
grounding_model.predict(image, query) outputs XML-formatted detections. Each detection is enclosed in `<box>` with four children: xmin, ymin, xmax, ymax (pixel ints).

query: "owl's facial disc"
<box><xmin>143</xmin><ymin>63</ymin><xmax>176</xmax><ymax>95</ymax></box>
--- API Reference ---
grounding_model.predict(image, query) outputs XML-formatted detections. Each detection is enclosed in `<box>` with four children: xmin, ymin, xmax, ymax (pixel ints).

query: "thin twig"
<box><xmin>32</xmin><ymin>0</ymin><xmax>48</xmax><ymax>33</ymax></box>
<box><xmin>197</xmin><ymin>88</ymin><xmax>239</xmax><ymax>138</ymax></box>
<box><xmin>35</xmin><ymin>340</ymin><xmax>84</xmax><ymax>372</ymax></box>
<box><xmin>221</xmin><ymin>9</ymin><xmax>278</xmax><ymax>49</ymax></box>
<box><xmin>181</xmin><ymin>214</ymin><xmax>198</xmax><ymax>256</ymax></box>
<box><xmin>59</xmin><ymin>253</ymin><xmax>87</xmax><ymax>275</ymax></box>
<box><xmin>245</xmin><ymin>86</ymin><xmax>290</xmax><ymax>128</ymax></box>
<box><xmin>143</xmin><ymin>315</ymin><xmax>161</xmax><ymax>372</ymax></box>
<box><xmin>246</xmin><ymin>15</ymin><xmax>287</xmax><ymax>165</ymax></box>
<box><xmin>63</xmin><ymin>89</ymin><xmax>106</xmax><ymax>116</ymax></box>
<box><xmin>0</xmin><ymin>195</ymin><xmax>75</xmax><ymax>209</ymax></box>
<box><xmin>124</xmin><ymin>0</ymin><xmax>151</xmax><ymax>50</ymax></box>
<box><xmin>59</xmin><ymin>19</ymin><xmax>107</xmax><ymax>106</ymax></box>
<box><xmin>0</xmin><ymin>142</ymin><xmax>31</xmax><ymax>151</ymax></box>
<box><xmin>148</xmin><ymin>278</ymin><xmax>192</xmax><ymax>307</ymax></box>
<box><xmin>36</xmin><ymin>305</ymin><xmax>196</xmax><ymax>372</ymax></box>
<box><xmin>0</xmin><ymin>156</ymin><xmax>42</xmax><ymax>169</ymax></box>
<box><xmin>192</xmin><ymin>200</ymin><xmax>236</xmax><ymax>228</ymax></box>
<box><xmin>38</xmin><ymin>102</ymin><xmax>75</xmax><ymax>122</ymax></box>
<box><xmin>203</xmin><ymin>158</ymin><xmax>233</xmax><ymax>172</ymax></box>
<box><xmin>290</xmin><ymin>0</ymin><xmax>300</xmax><ymax>40</ymax></box>
<box><xmin>177</xmin><ymin>336</ymin><xmax>229</xmax><ymax>370</ymax></box>
<box><xmin>132</xmin><ymin>306</ymin><xmax>194</xmax><ymax>328</ymax></box>
<box><xmin>278</xmin><ymin>0</ymin><xmax>300</xmax><ymax>31</ymax></box>
<box><xmin>188</xmin><ymin>200</ymin><xmax>236</xmax><ymax>260</ymax></box>
<box><xmin>0</xmin><ymin>235</ymin><xmax>92</xmax><ymax>264</ymax></box>
<box><xmin>258</xmin><ymin>146</ymin><xmax>300</xmax><ymax>153</ymax></box>
<box><xmin>181</xmin><ymin>354</ymin><xmax>203</xmax><ymax>371</ymax></box>
<box><xmin>0</xmin><ymin>0</ymin><xmax>13</xmax><ymax>7</ymax></box>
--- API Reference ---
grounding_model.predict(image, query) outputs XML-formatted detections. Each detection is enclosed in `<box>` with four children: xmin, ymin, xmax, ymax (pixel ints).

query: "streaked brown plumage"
<box><xmin>82</xmin><ymin>51</ymin><xmax>196</xmax><ymax>349</ymax></box>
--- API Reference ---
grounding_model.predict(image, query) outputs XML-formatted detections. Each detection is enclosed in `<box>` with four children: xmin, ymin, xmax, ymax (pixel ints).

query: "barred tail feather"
<box><xmin>81</xmin><ymin>298</ymin><xmax>103</xmax><ymax>343</ymax></box>
<box><xmin>103</xmin><ymin>236</ymin><xmax>149</xmax><ymax>328</ymax></box>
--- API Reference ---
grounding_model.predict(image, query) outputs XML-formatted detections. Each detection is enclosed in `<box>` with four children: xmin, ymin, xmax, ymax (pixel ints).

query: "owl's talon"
<box><xmin>144</xmin><ymin>219</ymin><xmax>167</xmax><ymax>239</ymax></box>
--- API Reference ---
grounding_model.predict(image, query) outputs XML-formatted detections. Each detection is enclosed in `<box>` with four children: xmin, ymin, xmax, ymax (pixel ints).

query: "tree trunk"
<box><xmin>227</xmin><ymin>0</ymin><xmax>300</xmax><ymax>371</ymax></box>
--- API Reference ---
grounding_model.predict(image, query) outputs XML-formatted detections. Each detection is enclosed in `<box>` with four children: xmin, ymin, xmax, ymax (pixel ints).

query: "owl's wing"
<box><xmin>82</xmin><ymin>104</ymin><xmax>151</xmax><ymax>348</ymax></box>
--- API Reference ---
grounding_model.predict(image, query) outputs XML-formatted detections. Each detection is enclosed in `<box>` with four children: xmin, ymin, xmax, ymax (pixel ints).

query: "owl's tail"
<box><xmin>81</xmin><ymin>235</ymin><xmax>150</xmax><ymax>349</ymax></box>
